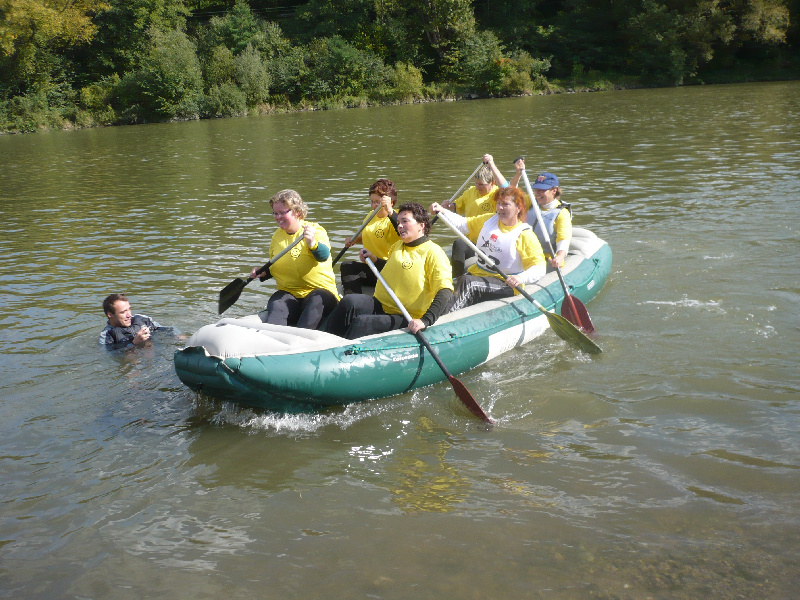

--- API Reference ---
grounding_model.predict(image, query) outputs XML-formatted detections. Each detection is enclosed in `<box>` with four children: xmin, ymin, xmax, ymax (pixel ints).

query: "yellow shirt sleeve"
<box><xmin>553</xmin><ymin>209</ymin><xmax>572</xmax><ymax>245</ymax></box>
<box><xmin>517</xmin><ymin>229</ymin><xmax>546</xmax><ymax>268</ymax></box>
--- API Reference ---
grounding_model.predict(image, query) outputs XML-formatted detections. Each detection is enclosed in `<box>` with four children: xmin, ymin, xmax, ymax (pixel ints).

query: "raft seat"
<box><xmin>188</xmin><ymin>317</ymin><xmax>348</xmax><ymax>359</ymax></box>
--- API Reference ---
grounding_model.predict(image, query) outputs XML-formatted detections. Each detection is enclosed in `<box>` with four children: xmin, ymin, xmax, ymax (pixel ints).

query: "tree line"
<box><xmin>1</xmin><ymin>0</ymin><xmax>797</xmax><ymax>133</ymax></box>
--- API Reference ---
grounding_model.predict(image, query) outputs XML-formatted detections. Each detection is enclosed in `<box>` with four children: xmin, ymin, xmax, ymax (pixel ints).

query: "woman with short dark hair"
<box><xmin>339</xmin><ymin>178</ymin><xmax>401</xmax><ymax>294</ymax></box>
<box><xmin>325</xmin><ymin>202</ymin><xmax>453</xmax><ymax>339</ymax></box>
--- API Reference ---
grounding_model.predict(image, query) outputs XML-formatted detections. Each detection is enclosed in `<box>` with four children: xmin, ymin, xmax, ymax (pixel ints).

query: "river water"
<box><xmin>1</xmin><ymin>81</ymin><xmax>799</xmax><ymax>599</ymax></box>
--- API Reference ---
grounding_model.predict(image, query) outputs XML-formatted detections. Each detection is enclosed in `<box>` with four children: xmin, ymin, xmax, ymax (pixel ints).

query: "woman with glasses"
<box><xmin>249</xmin><ymin>189</ymin><xmax>339</xmax><ymax>329</ymax></box>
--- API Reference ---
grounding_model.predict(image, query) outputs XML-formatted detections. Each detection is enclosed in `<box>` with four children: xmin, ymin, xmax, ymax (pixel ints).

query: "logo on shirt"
<box><xmin>375</xmin><ymin>225</ymin><xmax>386</xmax><ymax>239</ymax></box>
<box><xmin>291</xmin><ymin>246</ymin><xmax>302</xmax><ymax>258</ymax></box>
<box><xmin>401</xmin><ymin>260</ymin><xmax>413</xmax><ymax>270</ymax></box>
<box><xmin>480</xmin><ymin>233</ymin><xmax>502</xmax><ymax>254</ymax></box>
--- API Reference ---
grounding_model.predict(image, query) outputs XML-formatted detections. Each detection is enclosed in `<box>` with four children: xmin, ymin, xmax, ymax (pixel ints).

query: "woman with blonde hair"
<box><xmin>250</xmin><ymin>189</ymin><xmax>339</xmax><ymax>329</ymax></box>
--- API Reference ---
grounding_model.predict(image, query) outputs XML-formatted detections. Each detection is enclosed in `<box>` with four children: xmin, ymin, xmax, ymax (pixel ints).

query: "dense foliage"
<box><xmin>1</xmin><ymin>0</ymin><xmax>797</xmax><ymax>132</ymax></box>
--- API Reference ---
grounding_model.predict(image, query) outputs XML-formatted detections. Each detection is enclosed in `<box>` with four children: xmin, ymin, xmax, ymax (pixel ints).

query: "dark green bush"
<box><xmin>268</xmin><ymin>46</ymin><xmax>311</xmax><ymax>101</ymax></box>
<box><xmin>234</xmin><ymin>45</ymin><xmax>270</xmax><ymax>105</ymax></box>
<box><xmin>304</xmin><ymin>36</ymin><xmax>391</xmax><ymax>99</ymax></box>
<box><xmin>202</xmin><ymin>83</ymin><xmax>247</xmax><ymax>117</ymax></box>
<box><xmin>0</xmin><ymin>83</ymin><xmax>77</xmax><ymax>132</ymax></box>
<box><xmin>391</xmin><ymin>62</ymin><xmax>424</xmax><ymax>101</ymax></box>
<box><xmin>118</xmin><ymin>28</ymin><xmax>204</xmax><ymax>121</ymax></box>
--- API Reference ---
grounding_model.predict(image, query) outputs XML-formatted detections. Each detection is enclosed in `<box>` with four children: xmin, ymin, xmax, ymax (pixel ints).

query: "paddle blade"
<box><xmin>560</xmin><ymin>295</ymin><xmax>596</xmax><ymax>335</ymax></box>
<box><xmin>539</xmin><ymin>307</ymin><xmax>602</xmax><ymax>355</ymax></box>
<box><xmin>218</xmin><ymin>277</ymin><xmax>249</xmax><ymax>314</ymax></box>
<box><xmin>448</xmin><ymin>375</ymin><xmax>493</xmax><ymax>424</ymax></box>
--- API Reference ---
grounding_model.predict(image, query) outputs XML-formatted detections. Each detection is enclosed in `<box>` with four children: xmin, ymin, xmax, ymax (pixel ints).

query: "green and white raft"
<box><xmin>174</xmin><ymin>227</ymin><xmax>612</xmax><ymax>412</ymax></box>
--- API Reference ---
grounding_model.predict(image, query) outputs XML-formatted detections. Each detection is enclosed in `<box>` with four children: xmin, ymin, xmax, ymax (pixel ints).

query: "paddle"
<box><xmin>520</xmin><ymin>169</ymin><xmax>596</xmax><ymax>334</ymax></box>
<box><xmin>364</xmin><ymin>257</ymin><xmax>493</xmax><ymax>423</ymax></box>
<box><xmin>436</xmin><ymin>210</ymin><xmax>601</xmax><ymax>355</ymax></box>
<box><xmin>431</xmin><ymin>161</ymin><xmax>485</xmax><ymax>227</ymax></box>
<box><xmin>218</xmin><ymin>234</ymin><xmax>305</xmax><ymax>314</ymax></box>
<box><xmin>330</xmin><ymin>204</ymin><xmax>383</xmax><ymax>266</ymax></box>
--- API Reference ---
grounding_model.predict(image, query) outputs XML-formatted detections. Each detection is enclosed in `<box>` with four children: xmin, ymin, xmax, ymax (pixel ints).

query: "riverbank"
<box><xmin>1</xmin><ymin>67</ymin><xmax>796</xmax><ymax>135</ymax></box>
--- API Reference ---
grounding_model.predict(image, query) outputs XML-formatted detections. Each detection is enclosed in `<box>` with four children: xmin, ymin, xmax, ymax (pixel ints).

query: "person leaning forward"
<box><xmin>250</xmin><ymin>189</ymin><xmax>339</xmax><ymax>329</ymax></box>
<box><xmin>325</xmin><ymin>202</ymin><xmax>454</xmax><ymax>340</ymax></box>
<box><xmin>99</xmin><ymin>293</ymin><xmax>164</xmax><ymax>349</ymax></box>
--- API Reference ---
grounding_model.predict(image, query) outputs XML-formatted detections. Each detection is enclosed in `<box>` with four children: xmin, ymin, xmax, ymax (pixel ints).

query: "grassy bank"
<box><xmin>1</xmin><ymin>68</ymin><xmax>796</xmax><ymax>135</ymax></box>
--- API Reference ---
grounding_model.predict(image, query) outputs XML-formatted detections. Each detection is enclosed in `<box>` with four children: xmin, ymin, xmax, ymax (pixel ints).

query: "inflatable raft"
<box><xmin>174</xmin><ymin>227</ymin><xmax>612</xmax><ymax>412</ymax></box>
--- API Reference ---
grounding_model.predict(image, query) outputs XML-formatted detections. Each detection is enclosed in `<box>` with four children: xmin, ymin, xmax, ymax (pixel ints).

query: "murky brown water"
<box><xmin>1</xmin><ymin>81</ymin><xmax>799</xmax><ymax>598</ymax></box>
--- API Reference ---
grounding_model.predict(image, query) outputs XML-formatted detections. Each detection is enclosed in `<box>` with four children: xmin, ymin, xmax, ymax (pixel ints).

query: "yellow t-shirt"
<box><xmin>269</xmin><ymin>222</ymin><xmax>340</xmax><ymax>299</ymax></box>
<box><xmin>374</xmin><ymin>240</ymin><xmax>454</xmax><ymax>320</ymax></box>
<box><xmin>361</xmin><ymin>213</ymin><xmax>401</xmax><ymax>260</ymax></box>
<box><xmin>453</xmin><ymin>186</ymin><xmax>498</xmax><ymax>218</ymax></box>
<box><xmin>550</xmin><ymin>209</ymin><xmax>572</xmax><ymax>257</ymax></box>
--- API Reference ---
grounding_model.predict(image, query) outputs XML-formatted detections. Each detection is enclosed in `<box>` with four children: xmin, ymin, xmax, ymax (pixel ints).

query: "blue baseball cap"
<box><xmin>532</xmin><ymin>172</ymin><xmax>559</xmax><ymax>189</ymax></box>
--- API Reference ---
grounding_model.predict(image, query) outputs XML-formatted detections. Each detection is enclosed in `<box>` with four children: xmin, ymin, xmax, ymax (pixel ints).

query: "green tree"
<box><xmin>416</xmin><ymin>0</ymin><xmax>476</xmax><ymax>59</ymax></box>
<box><xmin>197</xmin><ymin>0</ymin><xmax>289</xmax><ymax>57</ymax></box>
<box><xmin>303</xmin><ymin>35</ymin><xmax>390</xmax><ymax>97</ymax></box>
<box><xmin>736</xmin><ymin>0</ymin><xmax>791</xmax><ymax>44</ymax></box>
<box><xmin>204</xmin><ymin>44</ymin><xmax>236</xmax><ymax>86</ymax></box>
<box><xmin>0</xmin><ymin>0</ymin><xmax>108</xmax><ymax>94</ymax></box>
<box><xmin>117</xmin><ymin>27</ymin><xmax>203</xmax><ymax>121</ymax></box>
<box><xmin>442</xmin><ymin>30</ymin><xmax>505</xmax><ymax>92</ymax></box>
<box><xmin>234</xmin><ymin>43</ymin><xmax>270</xmax><ymax>104</ymax></box>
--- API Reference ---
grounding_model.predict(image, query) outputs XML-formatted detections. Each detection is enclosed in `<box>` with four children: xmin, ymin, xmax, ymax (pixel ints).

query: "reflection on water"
<box><xmin>1</xmin><ymin>81</ymin><xmax>799</xmax><ymax>598</ymax></box>
<box><xmin>383</xmin><ymin>417</ymin><xmax>470</xmax><ymax>515</ymax></box>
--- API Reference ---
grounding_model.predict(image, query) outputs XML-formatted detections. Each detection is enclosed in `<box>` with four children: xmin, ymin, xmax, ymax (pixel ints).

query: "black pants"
<box><xmin>447</xmin><ymin>274</ymin><xmax>514</xmax><ymax>313</ymax></box>
<box><xmin>451</xmin><ymin>238</ymin><xmax>475</xmax><ymax>278</ymax></box>
<box><xmin>265</xmin><ymin>289</ymin><xmax>339</xmax><ymax>329</ymax></box>
<box><xmin>325</xmin><ymin>294</ymin><xmax>407</xmax><ymax>339</ymax></box>
<box><xmin>339</xmin><ymin>260</ymin><xmax>377</xmax><ymax>295</ymax></box>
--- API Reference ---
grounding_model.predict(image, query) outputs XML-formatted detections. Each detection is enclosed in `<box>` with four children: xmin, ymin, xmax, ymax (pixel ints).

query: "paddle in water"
<box><xmin>218</xmin><ymin>234</ymin><xmax>304</xmax><ymax>314</ymax></box>
<box><xmin>364</xmin><ymin>258</ymin><xmax>493</xmax><ymax>424</ymax></box>
<box><xmin>520</xmin><ymin>169</ymin><xmax>596</xmax><ymax>334</ymax></box>
<box><xmin>435</xmin><ymin>210</ymin><xmax>601</xmax><ymax>355</ymax></box>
